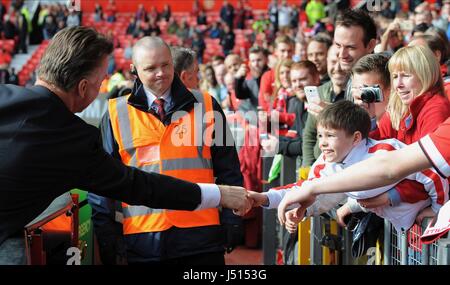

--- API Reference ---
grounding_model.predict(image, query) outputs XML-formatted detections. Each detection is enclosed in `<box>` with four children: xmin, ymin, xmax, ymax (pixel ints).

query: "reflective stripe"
<box><xmin>162</xmin><ymin>157</ymin><xmax>212</xmax><ymax>170</ymax></box>
<box><xmin>128</xmin><ymin>149</ymin><xmax>138</xmax><ymax>167</ymax></box>
<box><xmin>114</xmin><ymin>201</ymin><xmax>124</xmax><ymax>223</ymax></box>
<box><xmin>115</xmin><ymin>211</ymin><xmax>124</xmax><ymax>223</ymax></box>
<box><xmin>141</xmin><ymin>163</ymin><xmax>161</xmax><ymax>173</ymax></box>
<box><xmin>116</xmin><ymin>97</ymin><xmax>135</xmax><ymax>157</ymax></box>
<box><xmin>191</xmin><ymin>89</ymin><xmax>204</xmax><ymax>104</ymax></box>
<box><xmin>192</xmin><ymin>90</ymin><xmax>205</xmax><ymax>152</ymax></box>
<box><xmin>122</xmin><ymin>205</ymin><xmax>164</xmax><ymax>217</ymax></box>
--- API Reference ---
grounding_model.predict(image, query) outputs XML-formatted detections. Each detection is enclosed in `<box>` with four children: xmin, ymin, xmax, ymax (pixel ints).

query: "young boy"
<box><xmin>249</xmin><ymin>101</ymin><xmax>448</xmax><ymax>232</ymax></box>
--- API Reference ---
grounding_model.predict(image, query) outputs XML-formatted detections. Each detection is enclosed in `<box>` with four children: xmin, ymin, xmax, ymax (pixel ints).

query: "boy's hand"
<box><xmin>336</xmin><ymin>203</ymin><xmax>352</xmax><ymax>227</ymax></box>
<box><xmin>278</xmin><ymin>183</ymin><xmax>316</xmax><ymax>225</ymax></box>
<box><xmin>415</xmin><ymin>206</ymin><xmax>437</xmax><ymax>226</ymax></box>
<box><xmin>247</xmin><ymin>191</ymin><xmax>269</xmax><ymax>208</ymax></box>
<box><xmin>285</xmin><ymin>207</ymin><xmax>306</xmax><ymax>233</ymax></box>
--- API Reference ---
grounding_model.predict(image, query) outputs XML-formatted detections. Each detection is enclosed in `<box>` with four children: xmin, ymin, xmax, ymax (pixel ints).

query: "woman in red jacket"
<box><xmin>370</xmin><ymin>45</ymin><xmax>450</xmax><ymax>144</ymax></box>
<box><xmin>271</xmin><ymin>59</ymin><xmax>296</xmax><ymax>136</ymax></box>
<box><xmin>364</xmin><ymin>45</ymin><xmax>450</xmax><ymax>216</ymax></box>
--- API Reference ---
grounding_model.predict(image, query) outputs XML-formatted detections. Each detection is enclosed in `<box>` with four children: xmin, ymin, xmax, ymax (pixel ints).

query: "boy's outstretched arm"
<box><xmin>278</xmin><ymin>142</ymin><xmax>431</xmax><ymax>224</ymax></box>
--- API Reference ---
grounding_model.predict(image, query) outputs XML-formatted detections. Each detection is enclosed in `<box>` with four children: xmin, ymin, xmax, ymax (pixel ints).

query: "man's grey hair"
<box><xmin>37</xmin><ymin>26</ymin><xmax>113</xmax><ymax>92</ymax></box>
<box><xmin>132</xmin><ymin>36</ymin><xmax>170</xmax><ymax>65</ymax></box>
<box><xmin>171</xmin><ymin>46</ymin><xmax>197</xmax><ymax>76</ymax></box>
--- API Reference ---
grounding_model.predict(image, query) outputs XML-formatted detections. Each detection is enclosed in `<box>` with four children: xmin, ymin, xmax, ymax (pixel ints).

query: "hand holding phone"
<box><xmin>304</xmin><ymin>86</ymin><xmax>321</xmax><ymax>104</ymax></box>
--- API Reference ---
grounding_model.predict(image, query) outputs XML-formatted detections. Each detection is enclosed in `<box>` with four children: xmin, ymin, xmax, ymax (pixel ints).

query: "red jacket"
<box><xmin>272</xmin><ymin>89</ymin><xmax>296</xmax><ymax>136</ymax></box>
<box><xmin>371</xmin><ymin>90</ymin><xmax>450</xmax><ymax>144</ymax></box>
<box><xmin>258</xmin><ymin>69</ymin><xmax>275</xmax><ymax>111</ymax></box>
<box><xmin>371</xmin><ymin>90</ymin><xmax>450</xmax><ymax>203</ymax></box>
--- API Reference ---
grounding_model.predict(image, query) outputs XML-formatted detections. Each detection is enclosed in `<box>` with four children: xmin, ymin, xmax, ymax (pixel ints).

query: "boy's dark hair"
<box><xmin>335</xmin><ymin>9</ymin><xmax>377</xmax><ymax>47</ymax></box>
<box><xmin>317</xmin><ymin>101</ymin><xmax>371</xmax><ymax>139</ymax></box>
<box><xmin>352</xmin><ymin>53</ymin><xmax>391</xmax><ymax>88</ymax></box>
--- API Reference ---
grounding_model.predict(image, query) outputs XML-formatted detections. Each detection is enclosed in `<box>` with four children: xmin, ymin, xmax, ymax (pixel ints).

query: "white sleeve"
<box><xmin>265</xmin><ymin>185</ymin><xmax>301</xmax><ymax>209</ymax></box>
<box><xmin>195</xmin><ymin>183</ymin><xmax>220</xmax><ymax>210</ymax></box>
<box><xmin>346</xmin><ymin>197</ymin><xmax>364</xmax><ymax>213</ymax></box>
<box><xmin>306</xmin><ymin>193</ymin><xmax>348</xmax><ymax>216</ymax></box>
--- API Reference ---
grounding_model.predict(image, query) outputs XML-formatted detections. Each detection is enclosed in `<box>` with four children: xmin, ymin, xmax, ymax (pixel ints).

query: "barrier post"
<box><xmin>297</xmin><ymin>218</ymin><xmax>311</xmax><ymax>264</ymax></box>
<box><xmin>262</xmin><ymin>156</ymin><xmax>277</xmax><ymax>265</ymax></box>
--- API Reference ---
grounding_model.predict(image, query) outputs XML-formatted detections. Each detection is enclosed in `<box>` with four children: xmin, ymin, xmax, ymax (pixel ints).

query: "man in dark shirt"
<box><xmin>0</xmin><ymin>26</ymin><xmax>249</xmax><ymax>264</ymax></box>
<box><xmin>220</xmin><ymin>0</ymin><xmax>235</xmax><ymax>29</ymax></box>
<box><xmin>234</xmin><ymin>46</ymin><xmax>269</xmax><ymax>117</ymax></box>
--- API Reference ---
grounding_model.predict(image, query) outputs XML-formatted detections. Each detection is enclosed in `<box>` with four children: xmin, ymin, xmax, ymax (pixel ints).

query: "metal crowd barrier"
<box><xmin>303</xmin><ymin>214</ymin><xmax>450</xmax><ymax>265</ymax></box>
<box><xmin>383</xmin><ymin>219</ymin><xmax>450</xmax><ymax>265</ymax></box>
<box><xmin>261</xmin><ymin>155</ymin><xmax>297</xmax><ymax>265</ymax></box>
<box><xmin>307</xmin><ymin>211</ymin><xmax>355</xmax><ymax>265</ymax></box>
<box><xmin>298</xmin><ymin>204</ymin><xmax>389</xmax><ymax>265</ymax></box>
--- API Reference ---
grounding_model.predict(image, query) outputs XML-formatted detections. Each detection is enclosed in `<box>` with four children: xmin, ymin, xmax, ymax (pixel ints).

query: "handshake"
<box><xmin>218</xmin><ymin>186</ymin><xmax>273</xmax><ymax>216</ymax></box>
<box><xmin>217</xmin><ymin>185</ymin><xmax>255</xmax><ymax>215</ymax></box>
<box><xmin>219</xmin><ymin>185</ymin><xmax>317</xmax><ymax>233</ymax></box>
<box><xmin>219</xmin><ymin>185</ymin><xmax>306</xmax><ymax>232</ymax></box>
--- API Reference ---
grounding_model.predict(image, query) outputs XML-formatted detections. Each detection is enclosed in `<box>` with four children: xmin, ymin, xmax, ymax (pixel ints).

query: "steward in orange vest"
<box><xmin>89</xmin><ymin>75</ymin><xmax>243</xmax><ymax>264</ymax></box>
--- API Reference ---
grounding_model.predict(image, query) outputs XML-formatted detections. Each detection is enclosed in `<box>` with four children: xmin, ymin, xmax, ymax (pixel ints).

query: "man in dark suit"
<box><xmin>0</xmin><ymin>26</ymin><xmax>249</xmax><ymax>264</ymax></box>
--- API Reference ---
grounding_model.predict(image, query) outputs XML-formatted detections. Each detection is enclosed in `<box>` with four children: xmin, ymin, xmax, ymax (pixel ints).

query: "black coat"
<box><xmin>0</xmin><ymin>84</ymin><xmax>202</xmax><ymax>246</ymax></box>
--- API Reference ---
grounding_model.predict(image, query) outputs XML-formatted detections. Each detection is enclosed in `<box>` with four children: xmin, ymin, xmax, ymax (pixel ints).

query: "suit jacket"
<box><xmin>0</xmin><ymin>84</ymin><xmax>201</xmax><ymax>246</ymax></box>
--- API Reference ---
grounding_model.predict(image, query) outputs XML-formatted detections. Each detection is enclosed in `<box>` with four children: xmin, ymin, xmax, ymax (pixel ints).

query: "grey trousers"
<box><xmin>0</xmin><ymin>237</ymin><xmax>26</xmax><ymax>265</ymax></box>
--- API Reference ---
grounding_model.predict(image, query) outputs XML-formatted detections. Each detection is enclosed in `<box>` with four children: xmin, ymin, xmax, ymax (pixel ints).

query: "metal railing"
<box><xmin>383</xmin><ymin>219</ymin><xmax>450</xmax><ymax>265</ymax></box>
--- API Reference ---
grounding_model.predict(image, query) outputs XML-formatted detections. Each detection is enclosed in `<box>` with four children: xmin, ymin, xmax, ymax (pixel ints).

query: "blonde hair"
<box><xmin>387</xmin><ymin>45</ymin><xmax>444</xmax><ymax>130</ymax></box>
<box><xmin>273</xmin><ymin>59</ymin><xmax>293</xmax><ymax>97</ymax></box>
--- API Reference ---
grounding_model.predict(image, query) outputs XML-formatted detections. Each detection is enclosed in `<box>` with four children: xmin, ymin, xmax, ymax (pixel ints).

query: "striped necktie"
<box><xmin>153</xmin><ymin>98</ymin><xmax>165</xmax><ymax>122</ymax></box>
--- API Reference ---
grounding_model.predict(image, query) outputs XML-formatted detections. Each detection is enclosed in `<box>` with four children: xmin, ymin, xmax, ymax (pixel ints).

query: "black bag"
<box><xmin>349</xmin><ymin>212</ymin><xmax>384</xmax><ymax>258</ymax></box>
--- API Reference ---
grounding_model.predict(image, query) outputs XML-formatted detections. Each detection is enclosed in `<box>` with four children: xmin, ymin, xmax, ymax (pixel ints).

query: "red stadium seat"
<box><xmin>1</xmin><ymin>40</ymin><xmax>15</xmax><ymax>53</ymax></box>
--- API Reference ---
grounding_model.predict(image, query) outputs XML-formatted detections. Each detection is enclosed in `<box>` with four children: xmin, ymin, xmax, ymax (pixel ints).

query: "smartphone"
<box><xmin>304</xmin><ymin>86</ymin><xmax>321</xmax><ymax>104</ymax></box>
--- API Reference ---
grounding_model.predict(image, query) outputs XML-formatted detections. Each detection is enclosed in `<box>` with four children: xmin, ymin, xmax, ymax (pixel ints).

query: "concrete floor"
<box><xmin>224</xmin><ymin>246</ymin><xmax>263</xmax><ymax>265</ymax></box>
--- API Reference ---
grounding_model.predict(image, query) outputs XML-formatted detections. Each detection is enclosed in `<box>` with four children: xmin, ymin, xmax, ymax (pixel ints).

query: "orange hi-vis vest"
<box><xmin>108</xmin><ymin>91</ymin><xmax>220</xmax><ymax>235</ymax></box>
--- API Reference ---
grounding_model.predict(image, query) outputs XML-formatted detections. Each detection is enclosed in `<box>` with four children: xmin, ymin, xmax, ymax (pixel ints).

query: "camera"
<box><xmin>360</xmin><ymin>85</ymin><xmax>383</xmax><ymax>103</ymax></box>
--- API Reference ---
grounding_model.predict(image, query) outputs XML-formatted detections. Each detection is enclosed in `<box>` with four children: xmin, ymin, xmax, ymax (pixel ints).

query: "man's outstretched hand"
<box><xmin>219</xmin><ymin>185</ymin><xmax>252</xmax><ymax>215</ymax></box>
